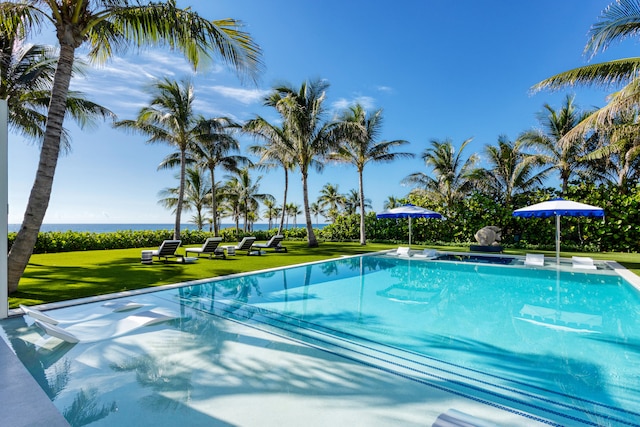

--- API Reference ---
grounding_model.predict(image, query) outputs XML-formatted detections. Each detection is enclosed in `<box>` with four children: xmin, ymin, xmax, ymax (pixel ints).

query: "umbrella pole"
<box><xmin>556</xmin><ymin>214</ymin><xmax>560</xmax><ymax>265</ymax></box>
<box><xmin>408</xmin><ymin>217</ymin><xmax>412</xmax><ymax>248</ymax></box>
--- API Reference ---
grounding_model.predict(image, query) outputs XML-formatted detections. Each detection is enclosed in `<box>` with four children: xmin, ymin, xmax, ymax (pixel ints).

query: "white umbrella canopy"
<box><xmin>376</xmin><ymin>204</ymin><xmax>444</xmax><ymax>247</ymax></box>
<box><xmin>513</xmin><ymin>198</ymin><xmax>604</xmax><ymax>264</ymax></box>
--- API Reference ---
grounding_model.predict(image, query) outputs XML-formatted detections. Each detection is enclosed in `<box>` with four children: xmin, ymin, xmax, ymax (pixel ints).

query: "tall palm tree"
<box><xmin>116</xmin><ymin>78</ymin><xmax>208</xmax><ymax>240</ymax></box>
<box><xmin>519</xmin><ymin>95</ymin><xmax>593</xmax><ymax>194</ymax></box>
<box><xmin>318</xmin><ymin>183</ymin><xmax>345</xmax><ymax>223</ymax></box>
<box><xmin>190</xmin><ymin>117</ymin><xmax>249</xmax><ymax>236</ymax></box>
<box><xmin>477</xmin><ymin>135</ymin><xmax>549</xmax><ymax>208</ymax></box>
<box><xmin>157</xmin><ymin>167</ymin><xmax>211</xmax><ymax>231</ymax></box>
<box><xmin>2</xmin><ymin>0</ymin><xmax>262</xmax><ymax>292</ymax></box>
<box><xmin>329</xmin><ymin>104</ymin><xmax>413</xmax><ymax>244</ymax></box>
<box><xmin>223</xmin><ymin>167</ymin><xmax>273</xmax><ymax>232</ymax></box>
<box><xmin>264</xmin><ymin>79</ymin><xmax>341</xmax><ymax>247</ymax></box>
<box><xmin>245</xmin><ymin>119</ymin><xmax>295</xmax><ymax>235</ymax></box>
<box><xmin>402</xmin><ymin>138</ymin><xmax>479</xmax><ymax>214</ymax></box>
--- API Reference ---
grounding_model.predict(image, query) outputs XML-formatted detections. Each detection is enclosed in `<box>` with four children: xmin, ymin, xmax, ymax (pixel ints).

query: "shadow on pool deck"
<box><xmin>0</xmin><ymin>338</ymin><xmax>69</xmax><ymax>427</ymax></box>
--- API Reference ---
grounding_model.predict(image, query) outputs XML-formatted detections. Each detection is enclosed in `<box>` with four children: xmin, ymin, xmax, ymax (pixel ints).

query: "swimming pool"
<box><xmin>2</xmin><ymin>253</ymin><xmax>640</xmax><ymax>426</ymax></box>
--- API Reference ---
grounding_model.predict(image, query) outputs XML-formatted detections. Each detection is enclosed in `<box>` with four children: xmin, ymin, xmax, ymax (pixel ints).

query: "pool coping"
<box><xmin>3</xmin><ymin>251</ymin><xmax>639</xmax><ymax>427</ymax></box>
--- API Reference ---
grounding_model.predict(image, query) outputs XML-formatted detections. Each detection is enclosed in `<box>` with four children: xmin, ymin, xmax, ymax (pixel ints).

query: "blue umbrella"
<box><xmin>376</xmin><ymin>204</ymin><xmax>444</xmax><ymax>247</ymax></box>
<box><xmin>513</xmin><ymin>198</ymin><xmax>604</xmax><ymax>264</ymax></box>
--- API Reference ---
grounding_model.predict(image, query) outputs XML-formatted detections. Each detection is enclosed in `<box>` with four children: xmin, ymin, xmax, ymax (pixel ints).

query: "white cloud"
<box><xmin>376</xmin><ymin>85</ymin><xmax>394</xmax><ymax>94</ymax></box>
<box><xmin>331</xmin><ymin>95</ymin><xmax>376</xmax><ymax>111</ymax></box>
<box><xmin>205</xmin><ymin>85</ymin><xmax>270</xmax><ymax>104</ymax></box>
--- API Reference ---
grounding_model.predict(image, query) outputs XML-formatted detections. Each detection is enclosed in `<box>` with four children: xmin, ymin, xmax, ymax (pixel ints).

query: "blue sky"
<box><xmin>8</xmin><ymin>0</ymin><xmax>634</xmax><ymax>224</ymax></box>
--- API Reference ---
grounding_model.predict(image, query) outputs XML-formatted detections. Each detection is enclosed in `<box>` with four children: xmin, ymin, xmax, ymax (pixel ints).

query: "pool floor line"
<box><xmin>170</xmin><ymin>292</ymin><xmax>637</xmax><ymax>427</ymax></box>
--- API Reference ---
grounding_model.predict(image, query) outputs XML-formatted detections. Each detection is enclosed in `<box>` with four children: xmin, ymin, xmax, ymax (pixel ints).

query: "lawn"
<box><xmin>10</xmin><ymin>241</ymin><xmax>640</xmax><ymax>308</ymax></box>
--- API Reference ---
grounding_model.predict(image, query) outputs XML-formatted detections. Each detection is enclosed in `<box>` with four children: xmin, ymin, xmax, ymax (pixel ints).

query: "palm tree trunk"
<box><xmin>210</xmin><ymin>166</ymin><xmax>218</xmax><ymax>236</ymax></box>
<box><xmin>278</xmin><ymin>169</ymin><xmax>288</xmax><ymax>235</ymax></box>
<box><xmin>174</xmin><ymin>149</ymin><xmax>186</xmax><ymax>240</ymax></box>
<box><xmin>7</xmin><ymin>43</ymin><xmax>75</xmax><ymax>293</ymax></box>
<box><xmin>302</xmin><ymin>171</ymin><xmax>318</xmax><ymax>247</ymax></box>
<box><xmin>358</xmin><ymin>169</ymin><xmax>366</xmax><ymax>245</ymax></box>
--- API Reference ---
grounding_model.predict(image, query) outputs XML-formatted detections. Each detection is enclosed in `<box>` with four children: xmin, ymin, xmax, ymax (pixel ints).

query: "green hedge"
<box><xmin>7</xmin><ymin>227</ymin><xmax>302</xmax><ymax>254</ymax></box>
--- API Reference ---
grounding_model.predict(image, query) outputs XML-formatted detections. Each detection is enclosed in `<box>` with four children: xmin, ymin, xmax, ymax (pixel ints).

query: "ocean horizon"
<box><xmin>7</xmin><ymin>223</ymin><xmax>327</xmax><ymax>233</ymax></box>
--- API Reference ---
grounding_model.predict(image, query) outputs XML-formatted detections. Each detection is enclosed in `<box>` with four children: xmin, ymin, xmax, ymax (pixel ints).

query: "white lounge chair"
<box><xmin>21</xmin><ymin>299</ymin><xmax>144</xmax><ymax>325</ymax></box>
<box><xmin>253</xmin><ymin>235</ymin><xmax>287</xmax><ymax>253</ymax></box>
<box><xmin>389</xmin><ymin>246</ymin><xmax>412</xmax><ymax>257</ymax></box>
<box><xmin>413</xmin><ymin>248</ymin><xmax>438</xmax><ymax>259</ymax></box>
<box><xmin>524</xmin><ymin>253</ymin><xmax>544</xmax><ymax>267</ymax></box>
<box><xmin>149</xmin><ymin>239</ymin><xmax>182</xmax><ymax>261</ymax></box>
<box><xmin>185</xmin><ymin>237</ymin><xmax>225</xmax><ymax>259</ymax></box>
<box><xmin>572</xmin><ymin>256</ymin><xmax>597</xmax><ymax>270</ymax></box>
<box><xmin>32</xmin><ymin>308</ymin><xmax>176</xmax><ymax>344</ymax></box>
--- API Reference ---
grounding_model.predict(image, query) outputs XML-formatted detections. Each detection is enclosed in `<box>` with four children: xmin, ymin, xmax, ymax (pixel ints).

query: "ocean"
<box><xmin>7</xmin><ymin>223</ymin><xmax>326</xmax><ymax>233</ymax></box>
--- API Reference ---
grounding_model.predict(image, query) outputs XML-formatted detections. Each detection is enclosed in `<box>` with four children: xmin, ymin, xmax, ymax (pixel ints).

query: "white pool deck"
<box><xmin>1</xmin><ymin>253</ymin><xmax>638</xmax><ymax>427</ymax></box>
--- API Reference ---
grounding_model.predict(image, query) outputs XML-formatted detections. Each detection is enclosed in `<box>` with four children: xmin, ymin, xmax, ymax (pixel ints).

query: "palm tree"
<box><xmin>519</xmin><ymin>95</ymin><xmax>593</xmax><ymax>194</ymax></box>
<box><xmin>116</xmin><ymin>78</ymin><xmax>208</xmax><ymax>240</ymax></box>
<box><xmin>2</xmin><ymin>0</ymin><xmax>262</xmax><ymax>292</ymax></box>
<box><xmin>0</xmin><ymin>34</ymin><xmax>111</xmax><ymax>145</ymax></box>
<box><xmin>343</xmin><ymin>189</ymin><xmax>372</xmax><ymax>215</ymax></box>
<box><xmin>263</xmin><ymin>79</ymin><xmax>340</xmax><ymax>247</ymax></box>
<box><xmin>581</xmin><ymin>110</ymin><xmax>640</xmax><ymax>190</ymax></box>
<box><xmin>402</xmin><ymin>138</ymin><xmax>479</xmax><ymax>214</ymax></box>
<box><xmin>157</xmin><ymin>167</ymin><xmax>211</xmax><ymax>231</ymax></box>
<box><xmin>309</xmin><ymin>202</ymin><xmax>325</xmax><ymax>227</ymax></box>
<box><xmin>287</xmin><ymin>203</ymin><xmax>302</xmax><ymax>228</ymax></box>
<box><xmin>383</xmin><ymin>196</ymin><xmax>402</xmax><ymax>209</ymax></box>
<box><xmin>532</xmin><ymin>1</ymin><xmax>640</xmax><ymax>176</ymax></box>
<box><xmin>477</xmin><ymin>135</ymin><xmax>549</xmax><ymax>208</ymax></box>
<box><xmin>245</xmin><ymin>119</ymin><xmax>296</xmax><ymax>236</ymax></box>
<box><xmin>190</xmin><ymin>117</ymin><xmax>249</xmax><ymax>236</ymax></box>
<box><xmin>329</xmin><ymin>104</ymin><xmax>413</xmax><ymax>244</ymax></box>
<box><xmin>223</xmin><ymin>167</ymin><xmax>274</xmax><ymax>232</ymax></box>
<box><xmin>318</xmin><ymin>183</ymin><xmax>345</xmax><ymax>223</ymax></box>
<box><xmin>262</xmin><ymin>199</ymin><xmax>280</xmax><ymax>230</ymax></box>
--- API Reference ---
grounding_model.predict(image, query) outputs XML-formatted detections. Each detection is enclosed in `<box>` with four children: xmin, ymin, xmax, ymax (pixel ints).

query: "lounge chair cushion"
<box><xmin>524</xmin><ymin>253</ymin><xmax>544</xmax><ymax>266</ymax></box>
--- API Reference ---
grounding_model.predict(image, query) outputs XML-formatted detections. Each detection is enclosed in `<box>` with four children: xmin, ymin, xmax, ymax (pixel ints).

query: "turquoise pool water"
<box><xmin>2</xmin><ymin>254</ymin><xmax>640</xmax><ymax>426</ymax></box>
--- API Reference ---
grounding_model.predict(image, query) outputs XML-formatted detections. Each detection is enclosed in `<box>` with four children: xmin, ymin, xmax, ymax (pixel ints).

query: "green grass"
<box><xmin>10</xmin><ymin>241</ymin><xmax>640</xmax><ymax>308</ymax></box>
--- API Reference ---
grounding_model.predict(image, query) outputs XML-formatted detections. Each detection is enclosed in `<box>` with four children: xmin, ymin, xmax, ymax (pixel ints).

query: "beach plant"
<box><xmin>328</xmin><ymin>103</ymin><xmax>413</xmax><ymax>245</ymax></box>
<box><xmin>1</xmin><ymin>0</ymin><xmax>262</xmax><ymax>293</ymax></box>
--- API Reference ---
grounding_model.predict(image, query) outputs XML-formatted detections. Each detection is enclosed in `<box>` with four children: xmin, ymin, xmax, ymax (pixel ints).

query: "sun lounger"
<box><xmin>185</xmin><ymin>237</ymin><xmax>226</xmax><ymax>259</ymax></box>
<box><xmin>413</xmin><ymin>249</ymin><xmax>438</xmax><ymax>259</ymax></box>
<box><xmin>388</xmin><ymin>246</ymin><xmax>412</xmax><ymax>257</ymax></box>
<box><xmin>253</xmin><ymin>235</ymin><xmax>287</xmax><ymax>253</ymax></box>
<box><xmin>20</xmin><ymin>300</ymin><xmax>144</xmax><ymax>325</ymax></box>
<box><xmin>524</xmin><ymin>253</ymin><xmax>544</xmax><ymax>267</ymax></box>
<box><xmin>572</xmin><ymin>256</ymin><xmax>597</xmax><ymax>270</ymax></box>
<box><xmin>149</xmin><ymin>239</ymin><xmax>182</xmax><ymax>261</ymax></box>
<box><xmin>224</xmin><ymin>236</ymin><xmax>258</xmax><ymax>255</ymax></box>
<box><xmin>33</xmin><ymin>309</ymin><xmax>177</xmax><ymax>344</ymax></box>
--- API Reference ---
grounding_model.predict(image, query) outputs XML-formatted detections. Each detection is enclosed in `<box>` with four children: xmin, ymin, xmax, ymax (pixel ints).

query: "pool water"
<box><xmin>2</xmin><ymin>254</ymin><xmax>640</xmax><ymax>426</ymax></box>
